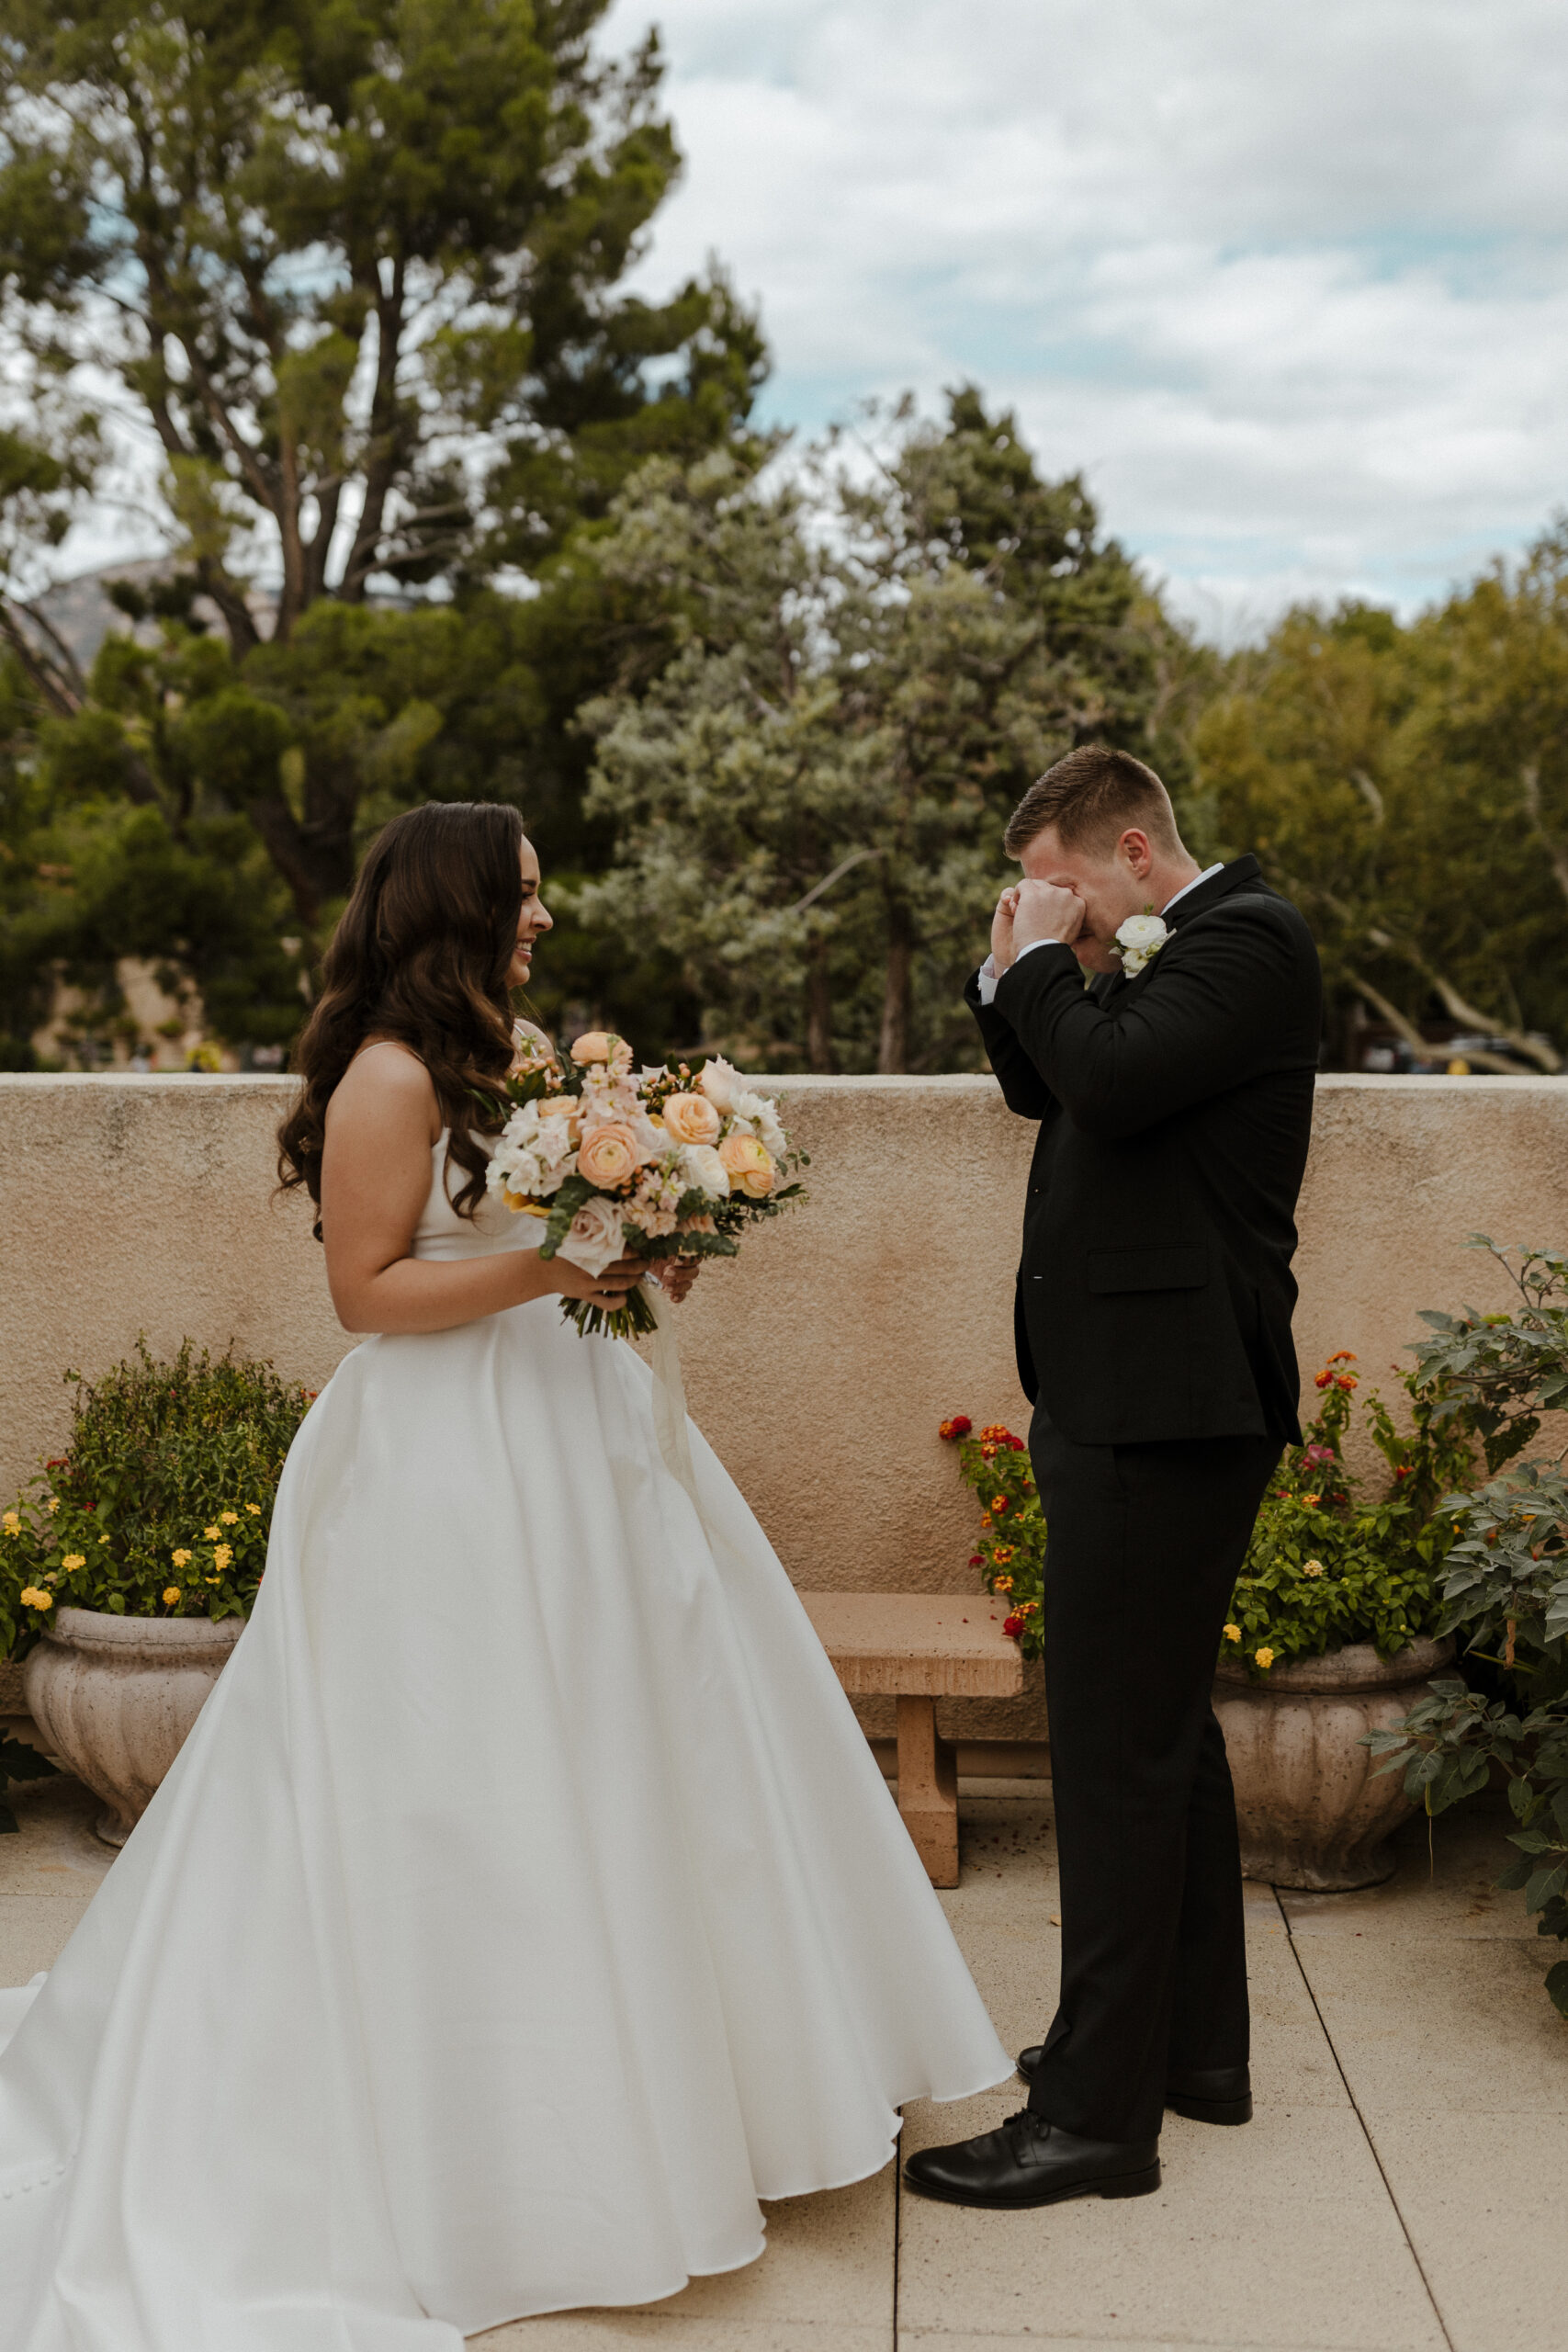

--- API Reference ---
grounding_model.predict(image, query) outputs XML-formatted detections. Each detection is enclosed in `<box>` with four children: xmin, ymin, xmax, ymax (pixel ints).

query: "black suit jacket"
<box><xmin>967</xmin><ymin>855</ymin><xmax>1321</xmax><ymax>1447</ymax></box>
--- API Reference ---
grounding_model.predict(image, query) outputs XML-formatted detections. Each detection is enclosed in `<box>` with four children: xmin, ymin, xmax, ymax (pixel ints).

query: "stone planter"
<box><xmin>1213</xmin><ymin>1636</ymin><xmax>1454</xmax><ymax>1892</ymax></box>
<box><xmin>23</xmin><ymin>1606</ymin><xmax>243</xmax><ymax>1847</ymax></box>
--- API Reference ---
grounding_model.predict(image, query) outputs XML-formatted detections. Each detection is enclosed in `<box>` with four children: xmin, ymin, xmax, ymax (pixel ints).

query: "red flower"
<box><xmin>1002</xmin><ymin>1612</ymin><xmax>1024</xmax><ymax>1638</ymax></box>
<box><xmin>939</xmin><ymin>1416</ymin><xmax>973</xmax><ymax>1442</ymax></box>
<box><xmin>1394</xmin><ymin>1464</ymin><xmax>1413</xmax><ymax>1480</ymax></box>
<box><xmin>967</xmin><ymin>1554</ymin><xmax>984</xmax><ymax>1567</ymax></box>
<box><xmin>1314</xmin><ymin>1371</ymin><xmax>1333</xmax><ymax>1390</ymax></box>
<box><xmin>990</xmin><ymin>1495</ymin><xmax>1009</xmax><ymax>1514</ymax></box>
<box><xmin>45</xmin><ymin>1459</ymin><xmax>66</xmax><ymax>1470</ymax></box>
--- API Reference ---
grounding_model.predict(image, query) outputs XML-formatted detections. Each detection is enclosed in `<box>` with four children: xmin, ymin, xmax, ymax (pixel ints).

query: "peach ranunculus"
<box><xmin>718</xmin><ymin>1130</ymin><xmax>775</xmax><ymax>1199</ymax></box>
<box><xmin>576</xmin><ymin>1121</ymin><xmax>641</xmax><ymax>1190</ymax></box>
<box><xmin>660</xmin><ymin>1091</ymin><xmax>721</xmax><ymax>1148</ymax></box>
<box><xmin>570</xmin><ymin>1030</ymin><xmax>617</xmax><ymax>1066</ymax></box>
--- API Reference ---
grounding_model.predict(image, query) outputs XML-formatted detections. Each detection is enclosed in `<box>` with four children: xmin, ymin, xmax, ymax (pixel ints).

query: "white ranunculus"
<box><xmin>680</xmin><ymin>1142</ymin><xmax>731</xmax><ymax>1198</ymax></box>
<box><xmin>697</xmin><ymin>1054</ymin><xmax>740</xmax><ymax>1114</ymax></box>
<box><xmin>556</xmin><ymin>1194</ymin><xmax>628</xmax><ymax>1277</ymax></box>
<box><xmin>1113</xmin><ymin>913</ymin><xmax>1169</xmax><ymax>976</ymax></box>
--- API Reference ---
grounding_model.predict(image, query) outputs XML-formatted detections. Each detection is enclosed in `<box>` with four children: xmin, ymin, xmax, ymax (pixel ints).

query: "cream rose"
<box><xmin>696</xmin><ymin>1054</ymin><xmax>740</xmax><ymax>1114</ymax></box>
<box><xmin>576</xmin><ymin>1121</ymin><xmax>640</xmax><ymax>1189</ymax></box>
<box><xmin>570</xmin><ymin>1030</ymin><xmax>617</xmax><ymax>1066</ymax></box>
<box><xmin>680</xmin><ymin>1142</ymin><xmax>730</xmax><ymax>1198</ymax></box>
<box><xmin>719</xmin><ymin>1130</ymin><xmax>775</xmax><ymax>1199</ymax></box>
<box><xmin>661</xmin><ymin>1091</ymin><xmax>722</xmax><ymax>1148</ymax></box>
<box><xmin>556</xmin><ymin>1195</ymin><xmax>628</xmax><ymax>1278</ymax></box>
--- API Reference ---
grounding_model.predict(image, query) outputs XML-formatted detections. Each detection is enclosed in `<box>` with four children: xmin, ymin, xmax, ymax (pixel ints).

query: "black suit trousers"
<box><xmin>1025</xmin><ymin>1408</ymin><xmax>1280</xmax><ymax>2143</ymax></box>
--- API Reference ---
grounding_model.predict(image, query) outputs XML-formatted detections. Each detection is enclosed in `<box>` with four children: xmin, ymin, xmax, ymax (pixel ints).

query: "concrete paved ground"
<box><xmin>0</xmin><ymin>1770</ymin><xmax>1562</xmax><ymax>2352</ymax></box>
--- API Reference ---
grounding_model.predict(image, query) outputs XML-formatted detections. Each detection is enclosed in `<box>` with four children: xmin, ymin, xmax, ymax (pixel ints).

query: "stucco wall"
<box><xmin>4</xmin><ymin>1074</ymin><xmax>1565</xmax><ymax>1736</ymax></box>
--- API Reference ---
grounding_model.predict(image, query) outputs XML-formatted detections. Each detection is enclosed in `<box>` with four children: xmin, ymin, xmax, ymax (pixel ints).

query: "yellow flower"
<box><xmin>18</xmin><ymin>1587</ymin><xmax>51</xmax><ymax>1610</ymax></box>
<box><xmin>45</xmin><ymin>1498</ymin><xmax>60</xmax><ymax>1514</ymax></box>
<box><xmin>219</xmin><ymin>1510</ymin><xmax>239</xmax><ymax>1525</ymax></box>
<box><xmin>172</xmin><ymin>1548</ymin><xmax>192</xmax><ymax>1568</ymax></box>
<box><xmin>1255</xmin><ymin>1646</ymin><xmax>1276</xmax><ymax>1669</ymax></box>
<box><xmin>203</xmin><ymin>1524</ymin><xmax>220</xmax><ymax>1540</ymax></box>
<box><xmin>212</xmin><ymin>1544</ymin><xmax>233</xmax><ymax>1571</ymax></box>
<box><xmin>1303</xmin><ymin>1494</ymin><xmax>1320</xmax><ymax>1510</ymax></box>
<box><xmin>1223</xmin><ymin>1623</ymin><xmax>1241</xmax><ymax>1641</ymax></box>
<box><xmin>61</xmin><ymin>1554</ymin><xmax>85</xmax><ymax>1572</ymax></box>
<box><xmin>162</xmin><ymin>1587</ymin><xmax>181</xmax><ymax>1608</ymax></box>
<box><xmin>205</xmin><ymin>1575</ymin><xmax>220</xmax><ymax>1585</ymax></box>
<box><xmin>1302</xmin><ymin>1558</ymin><xmax>1325</xmax><ymax>1577</ymax></box>
<box><xmin>244</xmin><ymin>1503</ymin><xmax>261</xmax><ymax>1516</ymax></box>
<box><xmin>98</xmin><ymin>1533</ymin><xmax>109</xmax><ymax>1544</ymax></box>
<box><xmin>2</xmin><ymin>1510</ymin><xmax>19</xmax><ymax>1533</ymax></box>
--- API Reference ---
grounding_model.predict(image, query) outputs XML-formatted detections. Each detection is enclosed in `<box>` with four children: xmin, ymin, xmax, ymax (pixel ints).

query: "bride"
<box><xmin>0</xmin><ymin>801</ymin><xmax>1007</xmax><ymax>2349</ymax></box>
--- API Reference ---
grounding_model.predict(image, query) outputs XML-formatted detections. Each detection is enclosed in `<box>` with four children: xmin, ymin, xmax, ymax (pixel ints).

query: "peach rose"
<box><xmin>661</xmin><ymin>1091</ymin><xmax>721</xmax><ymax>1148</ymax></box>
<box><xmin>719</xmin><ymin>1130</ymin><xmax>775</xmax><ymax>1199</ymax></box>
<box><xmin>570</xmin><ymin>1031</ymin><xmax>616</xmax><ymax>1066</ymax></box>
<box><xmin>577</xmin><ymin>1121</ymin><xmax>640</xmax><ymax>1189</ymax></box>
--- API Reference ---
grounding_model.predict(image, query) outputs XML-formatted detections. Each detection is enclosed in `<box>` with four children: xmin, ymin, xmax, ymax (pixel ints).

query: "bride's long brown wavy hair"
<box><xmin>276</xmin><ymin>802</ymin><xmax>525</xmax><ymax>1236</ymax></box>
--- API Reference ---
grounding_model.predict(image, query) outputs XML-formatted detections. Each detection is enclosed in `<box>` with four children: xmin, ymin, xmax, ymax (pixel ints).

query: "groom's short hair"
<box><xmin>1004</xmin><ymin>745</ymin><xmax>1181</xmax><ymax>859</ymax></box>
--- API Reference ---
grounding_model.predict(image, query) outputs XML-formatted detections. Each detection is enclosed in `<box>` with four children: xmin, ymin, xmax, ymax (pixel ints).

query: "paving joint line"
<box><xmin>892</xmin><ymin>2102</ymin><xmax>902</xmax><ymax>2352</ymax></box>
<box><xmin>1270</xmin><ymin>1883</ymin><xmax>1455</xmax><ymax>2352</ymax></box>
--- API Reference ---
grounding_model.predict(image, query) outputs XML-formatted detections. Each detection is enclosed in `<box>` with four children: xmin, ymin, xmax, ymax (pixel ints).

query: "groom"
<box><xmin>905</xmin><ymin>744</ymin><xmax>1321</xmax><ymax>2210</ymax></box>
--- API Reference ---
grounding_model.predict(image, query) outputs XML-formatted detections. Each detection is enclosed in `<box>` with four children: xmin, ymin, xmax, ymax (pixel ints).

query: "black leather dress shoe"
<box><xmin>902</xmin><ymin>2109</ymin><xmax>1160</xmax><ymax>2210</ymax></box>
<box><xmin>1014</xmin><ymin>2046</ymin><xmax>1252</xmax><ymax>2126</ymax></box>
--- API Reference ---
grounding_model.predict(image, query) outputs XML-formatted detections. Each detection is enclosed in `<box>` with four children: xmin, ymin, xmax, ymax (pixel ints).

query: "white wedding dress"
<box><xmin>0</xmin><ymin>1138</ymin><xmax>1008</xmax><ymax>2349</ymax></box>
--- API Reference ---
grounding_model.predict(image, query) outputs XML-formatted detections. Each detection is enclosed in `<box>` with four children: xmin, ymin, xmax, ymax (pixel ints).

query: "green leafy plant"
<box><xmin>1367</xmin><ymin>1239</ymin><xmax>1568</xmax><ymax>2016</ymax></box>
<box><xmin>0</xmin><ymin>1341</ymin><xmax>312</xmax><ymax>1658</ymax></box>
<box><xmin>1219</xmin><ymin>1350</ymin><xmax>1474</xmax><ymax>1681</ymax></box>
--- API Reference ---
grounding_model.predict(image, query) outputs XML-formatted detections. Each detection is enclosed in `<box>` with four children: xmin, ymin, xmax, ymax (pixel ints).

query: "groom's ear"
<box><xmin>1117</xmin><ymin>827</ymin><xmax>1155</xmax><ymax>877</ymax></box>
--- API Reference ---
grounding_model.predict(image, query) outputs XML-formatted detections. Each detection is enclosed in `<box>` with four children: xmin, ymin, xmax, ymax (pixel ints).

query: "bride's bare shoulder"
<box><xmin>327</xmin><ymin>1040</ymin><xmax>441</xmax><ymax>1143</ymax></box>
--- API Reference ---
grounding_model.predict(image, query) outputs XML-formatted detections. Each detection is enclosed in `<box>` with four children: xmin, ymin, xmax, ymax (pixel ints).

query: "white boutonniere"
<box><xmin>1113</xmin><ymin>910</ymin><xmax>1169</xmax><ymax>977</ymax></box>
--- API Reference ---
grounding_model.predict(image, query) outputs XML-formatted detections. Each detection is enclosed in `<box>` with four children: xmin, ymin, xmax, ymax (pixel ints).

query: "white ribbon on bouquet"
<box><xmin>641</xmin><ymin>1275</ymin><xmax>703</xmax><ymax>1510</ymax></box>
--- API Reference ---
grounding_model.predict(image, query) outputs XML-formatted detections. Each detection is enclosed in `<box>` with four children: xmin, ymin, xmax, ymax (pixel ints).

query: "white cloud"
<box><xmin>604</xmin><ymin>0</ymin><xmax>1568</xmax><ymax>628</ymax></box>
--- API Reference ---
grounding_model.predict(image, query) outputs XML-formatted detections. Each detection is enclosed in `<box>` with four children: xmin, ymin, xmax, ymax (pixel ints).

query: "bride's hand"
<box><xmin>657</xmin><ymin>1258</ymin><xmax>702</xmax><ymax>1305</ymax></box>
<box><xmin>548</xmin><ymin>1254</ymin><xmax>645</xmax><ymax>1307</ymax></box>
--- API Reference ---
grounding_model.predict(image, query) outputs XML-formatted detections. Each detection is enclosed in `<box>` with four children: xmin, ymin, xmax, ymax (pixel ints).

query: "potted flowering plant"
<box><xmin>1</xmin><ymin>1341</ymin><xmax>310</xmax><ymax>1844</ymax></box>
<box><xmin>941</xmin><ymin>1355</ymin><xmax>1475</xmax><ymax>1891</ymax></box>
<box><xmin>1212</xmin><ymin>1351</ymin><xmax>1472</xmax><ymax>1889</ymax></box>
<box><xmin>938</xmin><ymin>1417</ymin><xmax>1045</xmax><ymax>1653</ymax></box>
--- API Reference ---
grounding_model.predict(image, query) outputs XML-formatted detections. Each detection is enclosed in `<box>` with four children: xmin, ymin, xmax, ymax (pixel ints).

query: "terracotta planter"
<box><xmin>1213</xmin><ymin>1636</ymin><xmax>1454</xmax><ymax>1892</ymax></box>
<box><xmin>23</xmin><ymin>1606</ymin><xmax>243</xmax><ymax>1847</ymax></box>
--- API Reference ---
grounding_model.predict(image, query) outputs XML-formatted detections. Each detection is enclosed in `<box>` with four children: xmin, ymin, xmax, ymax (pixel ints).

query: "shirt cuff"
<box><xmin>976</xmin><ymin>937</ymin><xmax>1064</xmax><ymax>1006</ymax></box>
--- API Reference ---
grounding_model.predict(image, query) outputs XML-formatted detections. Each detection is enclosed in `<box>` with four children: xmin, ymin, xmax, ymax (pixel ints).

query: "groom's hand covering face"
<box><xmin>1013</xmin><ymin>825</ymin><xmax>1158</xmax><ymax>976</ymax></box>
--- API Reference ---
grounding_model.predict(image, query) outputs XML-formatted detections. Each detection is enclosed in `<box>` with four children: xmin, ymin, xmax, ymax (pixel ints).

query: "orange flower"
<box><xmin>576</xmin><ymin>1121</ymin><xmax>643</xmax><ymax>1189</ymax></box>
<box><xmin>1303</xmin><ymin>1493</ymin><xmax>1321</xmax><ymax>1510</ymax></box>
<box><xmin>993</xmin><ymin>1576</ymin><xmax>1014</xmax><ymax>1594</ymax></box>
<box><xmin>1327</xmin><ymin>1349</ymin><xmax>1358</xmax><ymax>1364</ymax></box>
<box><xmin>1314</xmin><ymin>1370</ymin><xmax>1333</xmax><ymax>1390</ymax></box>
<box><xmin>1336</xmin><ymin>1373</ymin><xmax>1358</xmax><ymax>1391</ymax></box>
<box><xmin>992</xmin><ymin>1544</ymin><xmax>1017</xmax><ymax>1564</ymax></box>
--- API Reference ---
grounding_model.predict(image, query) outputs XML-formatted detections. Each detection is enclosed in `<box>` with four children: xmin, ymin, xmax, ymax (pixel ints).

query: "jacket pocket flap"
<box><xmin>1085</xmin><ymin>1246</ymin><xmax>1207</xmax><ymax>1294</ymax></box>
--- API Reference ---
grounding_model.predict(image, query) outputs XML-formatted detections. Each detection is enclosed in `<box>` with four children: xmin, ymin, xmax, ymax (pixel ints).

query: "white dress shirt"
<box><xmin>975</xmin><ymin>862</ymin><xmax>1224</xmax><ymax>1006</ymax></box>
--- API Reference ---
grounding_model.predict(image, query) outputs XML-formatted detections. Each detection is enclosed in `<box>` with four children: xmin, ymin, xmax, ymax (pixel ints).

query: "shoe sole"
<box><xmin>1015</xmin><ymin>2065</ymin><xmax>1253</xmax><ymax>2129</ymax></box>
<box><xmin>1165</xmin><ymin>2091</ymin><xmax>1253</xmax><ymax>2126</ymax></box>
<box><xmin>901</xmin><ymin>2160</ymin><xmax>1161</xmax><ymax>2210</ymax></box>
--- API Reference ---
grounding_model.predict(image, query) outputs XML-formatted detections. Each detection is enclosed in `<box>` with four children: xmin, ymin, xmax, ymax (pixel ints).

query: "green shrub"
<box><xmin>0</xmin><ymin>1340</ymin><xmax>313</xmax><ymax>1658</ymax></box>
<box><xmin>1219</xmin><ymin>1351</ymin><xmax>1473</xmax><ymax>1679</ymax></box>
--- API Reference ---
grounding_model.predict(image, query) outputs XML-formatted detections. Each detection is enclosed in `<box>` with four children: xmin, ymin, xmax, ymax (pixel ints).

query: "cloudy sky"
<box><xmin>602</xmin><ymin>0</ymin><xmax>1568</xmax><ymax>635</ymax></box>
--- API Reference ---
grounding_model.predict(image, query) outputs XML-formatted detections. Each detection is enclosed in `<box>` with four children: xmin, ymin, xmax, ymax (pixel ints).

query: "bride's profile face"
<box><xmin>507</xmin><ymin>839</ymin><xmax>552</xmax><ymax>988</ymax></box>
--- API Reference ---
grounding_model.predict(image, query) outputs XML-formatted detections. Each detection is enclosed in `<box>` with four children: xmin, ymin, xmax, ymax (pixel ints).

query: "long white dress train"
<box><xmin>0</xmin><ymin>1140</ymin><xmax>1009</xmax><ymax>2348</ymax></box>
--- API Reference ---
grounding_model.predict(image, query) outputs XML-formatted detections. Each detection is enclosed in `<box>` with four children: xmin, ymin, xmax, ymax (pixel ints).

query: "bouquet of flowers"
<box><xmin>486</xmin><ymin>1028</ymin><xmax>807</xmax><ymax>1337</ymax></box>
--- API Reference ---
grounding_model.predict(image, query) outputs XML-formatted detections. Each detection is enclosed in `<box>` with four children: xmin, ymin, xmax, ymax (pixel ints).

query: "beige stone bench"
<box><xmin>800</xmin><ymin>1593</ymin><xmax>1024</xmax><ymax>1887</ymax></box>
